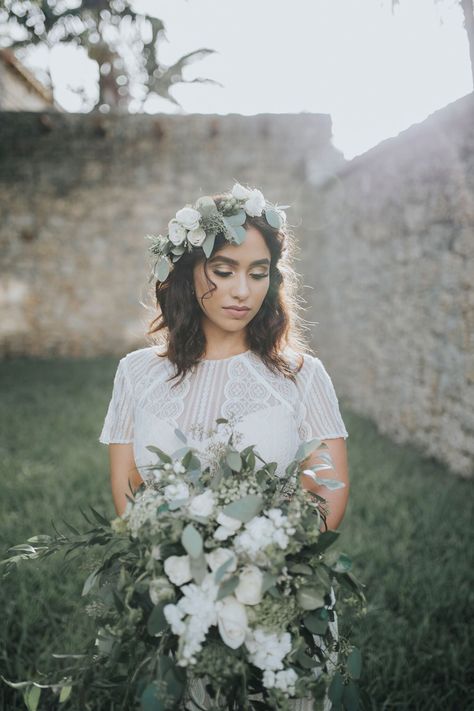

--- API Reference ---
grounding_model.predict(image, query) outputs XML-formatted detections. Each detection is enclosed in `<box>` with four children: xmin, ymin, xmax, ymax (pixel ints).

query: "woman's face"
<box><xmin>193</xmin><ymin>225</ymin><xmax>271</xmax><ymax>337</ymax></box>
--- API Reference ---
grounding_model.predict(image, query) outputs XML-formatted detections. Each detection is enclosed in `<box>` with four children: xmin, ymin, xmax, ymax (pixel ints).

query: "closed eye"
<box><xmin>213</xmin><ymin>270</ymin><xmax>269</xmax><ymax>280</ymax></box>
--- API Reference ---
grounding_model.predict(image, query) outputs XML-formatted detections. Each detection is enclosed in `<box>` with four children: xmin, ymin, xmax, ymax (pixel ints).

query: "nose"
<box><xmin>230</xmin><ymin>273</ymin><xmax>251</xmax><ymax>300</ymax></box>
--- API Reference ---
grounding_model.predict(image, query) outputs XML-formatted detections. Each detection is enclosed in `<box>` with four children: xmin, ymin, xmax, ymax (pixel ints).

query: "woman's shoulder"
<box><xmin>283</xmin><ymin>346</ymin><xmax>324</xmax><ymax>377</ymax></box>
<box><xmin>119</xmin><ymin>345</ymin><xmax>168</xmax><ymax>384</ymax></box>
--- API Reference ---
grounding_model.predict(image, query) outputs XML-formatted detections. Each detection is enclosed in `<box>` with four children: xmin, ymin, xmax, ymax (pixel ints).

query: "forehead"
<box><xmin>210</xmin><ymin>226</ymin><xmax>271</xmax><ymax>265</ymax></box>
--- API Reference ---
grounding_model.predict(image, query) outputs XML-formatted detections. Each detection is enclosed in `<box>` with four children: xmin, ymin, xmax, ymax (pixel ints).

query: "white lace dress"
<box><xmin>99</xmin><ymin>346</ymin><xmax>349</xmax><ymax>710</ymax></box>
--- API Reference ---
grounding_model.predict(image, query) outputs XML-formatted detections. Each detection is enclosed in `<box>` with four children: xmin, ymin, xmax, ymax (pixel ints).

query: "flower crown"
<box><xmin>146</xmin><ymin>182</ymin><xmax>290</xmax><ymax>283</ymax></box>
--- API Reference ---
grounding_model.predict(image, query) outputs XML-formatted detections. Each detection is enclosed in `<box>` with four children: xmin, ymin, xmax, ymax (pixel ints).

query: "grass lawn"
<box><xmin>0</xmin><ymin>356</ymin><xmax>472</xmax><ymax>710</ymax></box>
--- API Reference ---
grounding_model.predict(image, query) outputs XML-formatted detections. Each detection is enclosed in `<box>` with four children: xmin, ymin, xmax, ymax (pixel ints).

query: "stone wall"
<box><xmin>0</xmin><ymin>110</ymin><xmax>342</xmax><ymax>358</ymax></box>
<box><xmin>304</xmin><ymin>93</ymin><xmax>474</xmax><ymax>478</ymax></box>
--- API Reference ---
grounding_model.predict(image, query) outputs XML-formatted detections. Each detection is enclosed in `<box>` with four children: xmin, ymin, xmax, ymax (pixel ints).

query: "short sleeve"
<box><xmin>297</xmin><ymin>356</ymin><xmax>349</xmax><ymax>442</ymax></box>
<box><xmin>99</xmin><ymin>357</ymin><xmax>135</xmax><ymax>444</ymax></box>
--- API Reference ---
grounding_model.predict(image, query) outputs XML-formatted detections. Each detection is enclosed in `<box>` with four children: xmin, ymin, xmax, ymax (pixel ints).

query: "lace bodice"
<box><xmin>99</xmin><ymin>346</ymin><xmax>349</xmax><ymax>481</ymax></box>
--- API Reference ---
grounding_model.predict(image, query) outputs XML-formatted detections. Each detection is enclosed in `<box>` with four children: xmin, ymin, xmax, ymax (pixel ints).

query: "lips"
<box><xmin>223</xmin><ymin>306</ymin><xmax>250</xmax><ymax>312</ymax></box>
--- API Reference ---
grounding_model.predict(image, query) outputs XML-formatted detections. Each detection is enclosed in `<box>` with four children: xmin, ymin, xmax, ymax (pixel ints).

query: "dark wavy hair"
<box><xmin>146</xmin><ymin>193</ymin><xmax>312</xmax><ymax>387</ymax></box>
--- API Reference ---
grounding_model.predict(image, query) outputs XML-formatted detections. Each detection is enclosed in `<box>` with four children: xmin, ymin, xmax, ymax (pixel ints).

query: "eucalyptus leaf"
<box><xmin>23</xmin><ymin>686</ymin><xmax>41</xmax><ymax>711</ymax></box>
<box><xmin>216</xmin><ymin>575</ymin><xmax>239</xmax><ymax>601</ymax></box>
<box><xmin>202</xmin><ymin>232</ymin><xmax>216</xmax><ymax>258</ymax></box>
<box><xmin>173</xmin><ymin>428</ymin><xmax>188</xmax><ymax>444</ymax></box>
<box><xmin>328</xmin><ymin>672</ymin><xmax>344</xmax><ymax>704</ymax></box>
<box><xmin>140</xmin><ymin>682</ymin><xmax>166</xmax><ymax>711</ymax></box>
<box><xmin>342</xmin><ymin>678</ymin><xmax>360</xmax><ymax>710</ymax></box>
<box><xmin>264</xmin><ymin>207</ymin><xmax>283</xmax><ymax>229</ymax></box>
<box><xmin>59</xmin><ymin>685</ymin><xmax>72</xmax><ymax>703</ymax></box>
<box><xmin>261</xmin><ymin>572</ymin><xmax>278</xmax><ymax>593</ymax></box>
<box><xmin>225</xmin><ymin>209</ymin><xmax>246</xmax><ymax>226</ymax></box>
<box><xmin>214</xmin><ymin>555</ymin><xmax>235</xmax><ymax>584</ymax></box>
<box><xmin>190</xmin><ymin>552</ymin><xmax>207</xmax><ymax>584</ymax></box>
<box><xmin>145</xmin><ymin>446</ymin><xmax>172</xmax><ymax>463</ymax></box>
<box><xmin>303</xmin><ymin>610</ymin><xmax>329</xmax><ymax>635</ymax></box>
<box><xmin>154</xmin><ymin>257</ymin><xmax>170</xmax><ymax>282</ymax></box>
<box><xmin>181</xmin><ymin>524</ymin><xmax>203</xmax><ymax>558</ymax></box>
<box><xmin>226</xmin><ymin>450</ymin><xmax>242</xmax><ymax>472</ymax></box>
<box><xmin>294</xmin><ymin>438</ymin><xmax>322</xmax><ymax>462</ymax></box>
<box><xmin>346</xmin><ymin>647</ymin><xmax>362</xmax><ymax>679</ymax></box>
<box><xmin>82</xmin><ymin>568</ymin><xmax>100</xmax><ymax>596</ymax></box>
<box><xmin>296</xmin><ymin>586</ymin><xmax>326</xmax><ymax>610</ymax></box>
<box><xmin>147</xmin><ymin>603</ymin><xmax>169</xmax><ymax>637</ymax></box>
<box><xmin>195</xmin><ymin>195</ymin><xmax>218</xmax><ymax>217</ymax></box>
<box><xmin>222</xmin><ymin>494</ymin><xmax>263</xmax><ymax>523</ymax></box>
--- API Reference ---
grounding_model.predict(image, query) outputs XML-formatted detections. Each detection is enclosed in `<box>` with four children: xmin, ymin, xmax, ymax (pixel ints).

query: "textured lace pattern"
<box><xmin>99</xmin><ymin>346</ymin><xmax>348</xmax><ymax>456</ymax></box>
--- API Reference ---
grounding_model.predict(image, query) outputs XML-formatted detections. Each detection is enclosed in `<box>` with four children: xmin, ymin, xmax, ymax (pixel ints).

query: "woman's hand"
<box><xmin>299</xmin><ymin>438</ymin><xmax>350</xmax><ymax>531</ymax></box>
<box><xmin>108</xmin><ymin>443</ymin><xmax>144</xmax><ymax>517</ymax></box>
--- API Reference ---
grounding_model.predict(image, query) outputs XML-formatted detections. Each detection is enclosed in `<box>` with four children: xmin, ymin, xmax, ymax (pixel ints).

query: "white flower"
<box><xmin>163</xmin><ymin>603</ymin><xmax>186</xmax><ymax>635</ymax></box>
<box><xmin>187</xmin><ymin>227</ymin><xmax>207</xmax><ymax>247</ymax></box>
<box><xmin>164</xmin><ymin>554</ymin><xmax>193</xmax><ymax>586</ymax></box>
<box><xmin>245</xmin><ymin>627</ymin><xmax>292</xmax><ymax>671</ymax></box>
<box><xmin>149</xmin><ymin>576</ymin><xmax>174</xmax><ymax>605</ymax></box>
<box><xmin>188</xmin><ymin>490</ymin><xmax>215</xmax><ymax>518</ymax></box>
<box><xmin>205</xmin><ymin>547</ymin><xmax>237</xmax><ymax>575</ymax></box>
<box><xmin>235</xmin><ymin>564</ymin><xmax>264</xmax><ymax>605</ymax></box>
<box><xmin>175</xmin><ymin>206</ymin><xmax>201</xmax><ymax>231</ymax></box>
<box><xmin>172</xmin><ymin>573</ymin><xmax>220</xmax><ymax>666</ymax></box>
<box><xmin>213</xmin><ymin>511</ymin><xmax>243</xmax><ymax>541</ymax></box>
<box><xmin>164</xmin><ymin>481</ymin><xmax>190</xmax><ymax>504</ymax></box>
<box><xmin>231</xmin><ymin>182</ymin><xmax>252</xmax><ymax>201</ymax></box>
<box><xmin>215</xmin><ymin>595</ymin><xmax>248</xmax><ymax>649</ymax></box>
<box><xmin>173</xmin><ymin>461</ymin><xmax>186</xmax><ymax>474</ymax></box>
<box><xmin>168</xmin><ymin>219</ymin><xmax>187</xmax><ymax>246</ymax></box>
<box><xmin>244</xmin><ymin>188</ymin><xmax>266</xmax><ymax>217</ymax></box>
<box><xmin>262</xmin><ymin>668</ymin><xmax>298</xmax><ymax>694</ymax></box>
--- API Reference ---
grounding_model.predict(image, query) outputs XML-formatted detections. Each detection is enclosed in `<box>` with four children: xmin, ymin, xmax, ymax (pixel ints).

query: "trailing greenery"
<box><xmin>0</xmin><ymin>356</ymin><xmax>472</xmax><ymax>710</ymax></box>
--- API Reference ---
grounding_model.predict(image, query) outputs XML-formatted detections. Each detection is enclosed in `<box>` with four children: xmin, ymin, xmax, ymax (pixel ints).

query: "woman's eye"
<box><xmin>213</xmin><ymin>270</ymin><xmax>269</xmax><ymax>279</ymax></box>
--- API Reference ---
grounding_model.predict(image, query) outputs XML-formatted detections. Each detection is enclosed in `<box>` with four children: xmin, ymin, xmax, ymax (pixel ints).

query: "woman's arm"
<box><xmin>109</xmin><ymin>443</ymin><xmax>144</xmax><ymax>517</ymax></box>
<box><xmin>299</xmin><ymin>437</ymin><xmax>350</xmax><ymax>531</ymax></box>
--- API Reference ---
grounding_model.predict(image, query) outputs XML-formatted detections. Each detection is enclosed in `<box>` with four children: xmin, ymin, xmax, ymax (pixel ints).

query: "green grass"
<box><xmin>0</xmin><ymin>356</ymin><xmax>473</xmax><ymax>710</ymax></box>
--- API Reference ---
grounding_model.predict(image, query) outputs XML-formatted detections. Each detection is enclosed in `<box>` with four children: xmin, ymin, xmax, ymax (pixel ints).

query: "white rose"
<box><xmin>164</xmin><ymin>481</ymin><xmax>190</xmax><ymax>504</ymax></box>
<box><xmin>168</xmin><ymin>219</ymin><xmax>187</xmax><ymax>246</ymax></box>
<box><xmin>163</xmin><ymin>603</ymin><xmax>186</xmax><ymax>635</ymax></box>
<box><xmin>176</xmin><ymin>206</ymin><xmax>201</xmax><ymax>231</ymax></box>
<box><xmin>244</xmin><ymin>189</ymin><xmax>266</xmax><ymax>217</ymax></box>
<box><xmin>164</xmin><ymin>554</ymin><xmax>193</xmax><ymax>586</ymax></box>
<box><xmin>187</xmin><ymin>227</ymin><xmax>207</xmax><ymax>247</ymax></box>
<box><xmin>188</xmin><ymin>490</ymin><xmax>216</xmax><ymax>518</ymax></box>
<box><xmin>205</xmin><ymin>547</ymin><xmax>237</xmax><ymax>574</ymax></box>
<box><xmin>215</xmin><ymin>596</ymin><xmax>248</xmax><ymax>649</ymax></box>
<box><xmin>235</xmin><ymin>565</ymin><xmax>264</xmax><ymax>606</ymax></box>
<box><xmin>231</xmin><ymin>183</ymin><xmax>252</xmax><ymax>201</ymax></box>
<box><xmin>214</xmin><ymin>511</ymin><xmax>243</xmax><ymax>541</ymax></box>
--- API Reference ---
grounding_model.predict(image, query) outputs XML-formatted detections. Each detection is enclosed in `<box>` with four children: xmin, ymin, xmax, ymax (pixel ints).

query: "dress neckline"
<box><xmin>200</xmin><ymin>349</ymin><xmax>251</xmax><ymax>363</ymax></box>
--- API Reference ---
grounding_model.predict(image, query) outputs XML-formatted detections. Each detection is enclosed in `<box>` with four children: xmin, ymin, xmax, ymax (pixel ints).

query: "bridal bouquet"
<box><xmin>2</xmin><ymin>420</ymin><xmax>366</xmax><ymax>711</ymax></box>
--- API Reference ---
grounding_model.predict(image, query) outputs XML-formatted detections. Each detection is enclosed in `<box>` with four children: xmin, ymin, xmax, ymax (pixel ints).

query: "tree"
<box><xmin>391</xmin><ymin>0</ymin><xmax>474</xmax><ymax>89</ymax></box>
<box><xmin>0</xmin><ymin>0</ymin><xmax>222</xmax><ymax>112</ymax></box>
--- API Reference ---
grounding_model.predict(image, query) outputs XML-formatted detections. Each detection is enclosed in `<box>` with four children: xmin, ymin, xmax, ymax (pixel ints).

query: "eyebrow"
<box><xmin>208</xmin><ymin>256</ymin><xmax>270</xmax><ymax>267</ymax></box>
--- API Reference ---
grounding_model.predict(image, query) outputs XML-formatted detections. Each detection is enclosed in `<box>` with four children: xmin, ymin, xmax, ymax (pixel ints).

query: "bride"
<box><xmin>99</xmin><ymin>183</ymin><xmax>350</xmax><ymax>710</ymax></box>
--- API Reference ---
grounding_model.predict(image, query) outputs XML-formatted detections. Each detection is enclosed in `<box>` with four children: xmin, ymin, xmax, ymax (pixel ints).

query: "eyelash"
<box><xmin>213</xmin><ymin>270</ymin><xmax>269</xmax><ymax>280</ymax></box>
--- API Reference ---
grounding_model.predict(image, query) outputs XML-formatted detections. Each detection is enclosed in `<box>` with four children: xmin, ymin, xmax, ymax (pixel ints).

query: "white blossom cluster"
<box><xmin>234</xmin><ymin>508</ymin><xmax>296</xmax><ymax>564</ymax></box>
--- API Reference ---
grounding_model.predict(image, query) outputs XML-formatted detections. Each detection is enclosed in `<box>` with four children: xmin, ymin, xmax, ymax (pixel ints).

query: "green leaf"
<box><xmin>214</xmin><ymin>555</ymin><xmax>235</xmax><ymax>584</ymax></box>
<box><xmin>346</xmin><ymin>647</ymin><xmax>362</xmax><ymax>680</ymax></box>
<box><xmin>189</xmin><ymin>552</ymin><xmax>207</xmax><ymax>585</ymax></box>
<box><xmin>294</xmin><ymin>438</ymin><xmax>322</xmax><ymax>462</ymax></box>
<box><xmin>226</xmin><ymin>450</ymin><xmax>242</xmax><ymax>472</ymax></box>
<box><xmin>154</xmin><ymin>257</ymin><xmax>170</xmax><ymax>282</ymax></box>
<box><xmin>174</xmin><ymin>428</ymin><xmax>188</xmax><ymax>443</ymax></box>
<box><xmin>296</xmin><ymin>586</ymin><xmax>326</xmax><ymax>610</ymax></box>
<box><xmin>145</xmin><ymin>446</ymin><xmax>172</xmax><ymax>463</ymax></box>
<box><xmin>181</xmin><ymin>524</ymin><xmax>203</xmax><ymax>558</ymax></box>
<box><xmin>147</xmin><ymin>603</ymin><xmax>169</xmax><ymax>636</ymax></box>
<box><xmin>303</xmin><ymin>609</ymin><xmax>329</xmax><ymax>635</ymax></box>
<box><xmin>140</xmin><ymin>682</ymin><xmax>166</xmax><ymax>711</ymax></box>
<box><xmin>261</xmin><ymin>572</ymin><xmax>278</xmax><ymax>593</ymax></box>
<box><xmin>201</xmin><ymin>231</ymin><xmax>216</xmax><ymax>258</ymax></box>
<box><xmin>288</xmin><ymin>563</ymin><xmax>313</xmax><ymax>575</ymax></box>
<box><xmin>310</xmin><ymin>530</ymin><xmax>340</xmax><ymax>554</ymax></box>
<box><xmin>331</xmin><ymin>553</ymin><xmax>352</xmax><ymax>573</ymax></box>
<box><xmin>59</xmin><ymin>685</ymin><xmax>72</xmax><ymax>703</ymax></box>
<box><xmin>222</xmin><ymin>494</ymin><xmax>263</xmax><ymax>523</ymax></box>
<box><xmin>23</xmin><ymin>686</ymin><xmax>41</xmax><ymax>711</ymax></box>
<box><xmin>297</xmin><ymin>648</ymin><xmax>320</xmax><ymax>669</ymax></box>
<box><xmin>264</xmin><ymin>207</ymin><xmax>283</xmax><ymax>229</ymax></box>
<box><xmin>195</xmin><ymin>195</ymin><xmax>218</xmax><ymax>217</ymax></box>
<box><xmin>225</xmin><ymin>209</ymin><xmax>246</xmax><ymax>226</ymax></box>
<box><xmin>328</xmin><ymin>672</ymin><xmax>344</xmax><ymax>704</ymax></box>
<box><xmin>342</xmin><ymin>678</ymin><xmax>360</xmax><ymax>710</ymax></box>
<box><xmin>82</xmin><ymin>568</ymin><xmax>100</xmax><ymax>596</ymax></box>
<box><xmin>216</xmin><ymin>575</ymin><xmax>239</xmax><ymax>601</ymax></box>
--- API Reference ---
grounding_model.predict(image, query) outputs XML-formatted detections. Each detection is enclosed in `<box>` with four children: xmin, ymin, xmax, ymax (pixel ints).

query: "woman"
<box><xmin>99</xmin><ymin>183</ymin><xmax>349</xmax><ymax>710</ymax></box>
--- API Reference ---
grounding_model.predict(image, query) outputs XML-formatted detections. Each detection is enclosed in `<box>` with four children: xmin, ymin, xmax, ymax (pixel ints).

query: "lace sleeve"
<box><xmin>297</xmin><ymin>356</ymin><xmax>349</xmax><ymax>442</ymax></box>
<box><xmin>99</xmin><ymin>357</ymin><xmax>135</xmax><ymax>444</ymax></box>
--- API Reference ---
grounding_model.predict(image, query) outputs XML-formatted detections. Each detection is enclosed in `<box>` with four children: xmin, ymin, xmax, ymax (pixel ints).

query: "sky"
<box><xmin>18</xmin><ymin>0</ymin><xmax>473</xmax><ymax>160</ymax></box>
